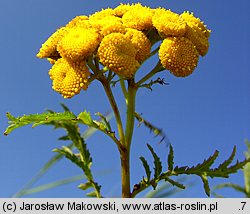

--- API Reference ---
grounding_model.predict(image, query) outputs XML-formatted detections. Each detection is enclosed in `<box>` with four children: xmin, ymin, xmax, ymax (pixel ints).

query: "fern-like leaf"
<box><xmin>167</xmin><ymin>144</ymin><xmax>174</xmax><ymax>171</ymax></box>
<box><xmin>77</xmin><ymin>111</ymin><xmax>115</xmax><ymax>139</ymax></box>
<box><xmin>147</xmin><ymin>144</ymin><xmax>162</xmax><ymax>179</ymax></box>
<box><xmin>190</xmin><ymin>150</ymin><xmax>219</xmax><ymax>172</ymax></box>
<box><xmin>139</xmin><ymin>156</ymin><xmax>151</xmax><ymax>182</ymax></box>
<box><xmin>218</xmin><ymin>146</ymin><xmax>236</xmax><ymax>169</ymax></box>
<box><xmin>200</xmin><ymin>174</ymin><xmax>210</xmax><ymax>196</ymax></box>
<box><xmin>134</xmin><ymin>145</ymin><xmax>250</xmax><ymax>198</ymax></box>
<box><xmin>53</xmin><ymin>146</ymin><xmax>92</xmax><ymax>179</ymax></box>
<box><xmin>95</xmin><ymin>112</ymin><xmax>112</xmax><ymax>132</ymax></box>
<box><xmin>164</xmin><ymin>177</ymin><xmax>185</xmax><ymax>189</ymax></box>
<box><xmin>4</xmin><ymin>112</ymin><xmax>76</xmax><ymax>135</ymax></box>
<box><xmin>86</xmin><ymin>191</ymin><xmax>98</xmax><ymax>197</ymax></box>
<box><xmin>77</xmin><ymin>111</ymin><xmax>96</xmax><ymax>127</ymax></box>
<box><xmin>135</xmin><ymin>112</ymin><xmax>166</xmax><ymax>143</ymax></box>
<box><xmin>78</xmin><ymin>182</ymin><xmax>92</xmax><ymax>191</ymax></box>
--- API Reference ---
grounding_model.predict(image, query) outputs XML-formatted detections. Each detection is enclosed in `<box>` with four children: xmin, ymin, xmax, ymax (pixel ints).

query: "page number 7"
<box><xmin>240</xmin><ymin>202</ymin><xmax>246</xmax><ymax>211</ymax></box>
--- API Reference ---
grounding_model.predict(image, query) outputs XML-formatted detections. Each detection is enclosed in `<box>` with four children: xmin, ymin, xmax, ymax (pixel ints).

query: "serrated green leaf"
<box><xmin>135</xmin><ymin>112</ymin><xmax>166</xmax><ymax>143</ymax></box>
<box><xmin>86</xmin><ymin>191</ymin><xmax>97</xmax><ymax>197</ymax></box>
<box><xmin>167</xmin><ymin>144</ymin><xmax>174</xmax><ymax>171</ymax></box>
<box><xmin>45</xmin><ymin>109</ymin><xmax>55</xmax><ymax>113</ymax></box>
<box><xmin>57</xmin><ymin>146</ymin><xmax>92</xmax><ymax>180</ymax></box>
<box><xmin>200</xmin><ymin>174</ymin><xmax>210</xmax><ymax>197</ymax></box>
<box><xmin>171</xmin><ymin>147</ymin><xmax>250</xmax><ymax>196</ymax></box>
<box><xmin>53</xmin><ymin>147</ymin><xmax>83</xmax><ymax>169</ymax></box>
<box><xmin>79</xmin><ymin>139</ymin><xmax>92</xmax><ymax>168</ymax></box>
<box><xmin>61</xmin><ymin>123</ymin><xmax>91</xmax><ymax>164</ymax></box>
<box><xmin>78</xmin><ymin>182</ymin><xmax>92</xmax><ymax>191</ymax></box>
<box><xmin>6</xmin><ymin>105</ymin><xmax>105</xmax><ymax>198</ymax></box>
<box><xmin>218</xmin><ymin>146</ymin><xmax>236</xmax><ymax>169</ymax></box>
<box><xmin>77</xmin><ymin>111</ymin><xmax>114</xmax><ymax>136</ymax></box>
<box><xmin>151</xmin><ymin>181</ymin><xmax>157</xmax><ymax>190</ymax></box>
<box><xmin>134</xmin><ymin>146</ymin><xmax>250</xmax><ymax>198</ymax></box>
<box><xmin>147</xmin><ymin>144</ymin><xmax>162</xmax><ymax>179</ymax></box>
<box><xmin>60</xmin><ymin>103</ymin><xmax>71</xmax><ymax>112</ymax></box>
<box><xmin>226</xmin><ymin>158</ymin><xmax>250</xmax><ymax>175</ymax></box>
<box><xmin>57</xmin><ymin>146</ymin><xmax>92</xmax><ymax>179</ymax></box>
<box><xmin>6</xmin><ymin>112</ymin><xmax>16</xmax><ymax>121</ymax></box>
<box><xmin>139</xmin><ymin>156</ymin><xmax>151</xmax><ymax>182</ymax></box>
<box><xmin>4</xmin><ymin>112</ymin><xmax>76</xmax><ymax>135</ymax></box>
<box><xmin>58</xmin><ymin>135</ymin><xmax>70</xmax><ymax>141</ymax></box>
<box><xmin>193</xmin><ymin>150</ymin><xmax>219</xmax><ymax>171</ymax></box>
<box><xmin>164</xmin><ymin>177</ymin><xmax>185</xmax><ymax>189</ymax></box>
<box><xmin>174</xmin><ymin>166</ymin><xmax>188</xmax><ymax>172</ymax></box>
<box><xmin>77</xmin><ymin>111</ymin><xmax>95</xmax><ymax>127</ymax></box>
<box><xmin>95</xmin><ymin>112</ymin><xmax>112</xmax><ymax>132</ymax></box>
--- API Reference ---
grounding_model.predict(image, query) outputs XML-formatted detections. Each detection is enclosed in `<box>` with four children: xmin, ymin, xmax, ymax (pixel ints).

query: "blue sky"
<box><xmin>0</xmin><ymin>0</ymin><xmax>249</xmax><ymax>198</ymax></box>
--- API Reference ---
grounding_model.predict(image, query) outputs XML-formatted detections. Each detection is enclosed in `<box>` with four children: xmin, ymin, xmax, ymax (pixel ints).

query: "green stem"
<box><xmin>120</xmin><ymin>147</ymin><xmax>131</xmax><ymax>197</ymax></box>
<box><xmin>100</xmin><ymin>77</ymin><xmax>125</xmax><ymax>146</ymax></box>
<box><xmin>119</xmin><ymin>78</ymin><xmax>137</xmax><ymax>198</ymax></box>
<box><xmin>135</xmin><ymin>60</ymin><xmax>164</xmax><ymax>88</ymax></box>
<box><xmin>120</xmin><ymin>78</ymin><xmax>128</xmax><ymax>104</ymax></box>
<box><xmin>125</xmin><ymin>78</ymin><xmax>136</xmax><ymax>147</ymax></box>
<box><xmin>101</xmin><ymin>76</ymin><xmax>133</xmax><ymax>198</ymax></box>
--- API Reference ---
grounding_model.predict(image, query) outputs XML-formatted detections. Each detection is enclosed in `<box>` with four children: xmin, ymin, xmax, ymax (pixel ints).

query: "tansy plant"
<box><xmin>5</xmin><ymin>3</ymin><xmax>250</xmax><ymax>198</ymax></box>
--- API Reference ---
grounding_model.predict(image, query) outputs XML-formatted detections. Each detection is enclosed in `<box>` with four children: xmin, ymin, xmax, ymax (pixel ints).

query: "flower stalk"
<box><xmin>120</xmin><ymin>78</ymin><xmax>137</xmax><ymax>197</ymax></box>
<box><xmin>136</xmin><ymin>60</ymin><xmax>164</xmax><ymax>87</ymax></box>
<box><xmin>120</xmin><ymin>146</ymin><xmax>131</xmax><ymax>197</ymax></box>
<box><xmin>100</xmin><ymin>76</ymin><xmax>125</xmax><ymax>149</ymax></box>
<box><xmin>125</xmin><ymin>78</ymin><xmax>137</xmax><ymax>148</ymax></box>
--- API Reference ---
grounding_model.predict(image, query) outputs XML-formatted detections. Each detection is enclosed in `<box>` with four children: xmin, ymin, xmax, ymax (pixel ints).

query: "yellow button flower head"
<box><xmin>89</xmin><ymin>8</ymin><xmax>115</xmax><ymax>20</ymax></box>
<box><xmin>122</xmin><ymin>3</ymin><xmax>154</xmax><ymax>31</ymax></box>
<box><xmin>49</xmin><ymin>58</ymin><xmax>90</xmax><ymax>98</ymax></box>
<box><xmin>89</xmin><ymin>16</ymin><xmax>126</xmax><ymax>37</ymax></box>
<box><xmin>180</xmin><ymin>11</ymin><xmax>210</xmax><ymax>56</ymax></box>
<box><xmin>65</xmin><ymin>15</ymin><xmax>91</xmax><ymax>29</ymax></box>
<box><xmin>37</xmin><ymin>27</ymin><xmax>67</xmax><ymax>59</ymax></box>
<box><xmin>101</xmin><ymin>21</ymin><xmax>126</xmax><ymax>37</ymax></box>
<box><xmin>113</xmin><ymin>3</ymin><xmax>133</xmax><ymax>17</ymax></box>
<box><xmin>57</xmin><ymin>28</ymin><xmax>100</xmax><ymax>62</ymax></box>
<box><xmin>152</xmin><ymin>8</ymin><xmax>187</xmax><ymax>38</ymax></box>
<box><xmin>125</xmin><ymin>28</ymin><xmax>151</xmax><ymax>62</ymax></box>
<box><xmin>114</xmin><ymin>3</ymin><xmax>136</xmax><ymax>17</ymax></box>
<box><xmin>159</xmin><ymin>37</ymin><xmax>199</xmax><ymax>77</ymax></box>
<box><xmin>97</xmin><ymin>33</ymin><xmax>140</xmax><ymax>78</ymax></box>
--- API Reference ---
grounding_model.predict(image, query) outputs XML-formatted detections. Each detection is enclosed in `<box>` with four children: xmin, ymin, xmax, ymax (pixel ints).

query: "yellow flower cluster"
<box><xmin>57</xmin><ymin>28</ymin><xmax>100</xmax><ymax>61</ymax></box>
<box><xmin>159</xmin><ymin>37</ymin><xmax>199</xmax><ymax>77</ymax></box>
<box><xmin>98</xmin><ymin>33</ymin><xmax>140</xmax><ymax>78</ymax></box>
<box><xmin>37</xmin><ymin>3</ymin><xmax>210</xmax><ymax>97</ymax></box>
<box><xmin>49</xmin><ymin>58</ymin><xmax>90</xmax><ymax>98</ymax></box>
<box><xmin>153</xmin><ymin>8</ymin><xmax>210</xmax><ymax>77</ymax></box>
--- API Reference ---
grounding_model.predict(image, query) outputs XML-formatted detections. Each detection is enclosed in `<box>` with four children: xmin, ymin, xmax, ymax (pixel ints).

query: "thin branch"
<box><xmin>99</xmin><ymin>76</ymin><xmax>125</xmax><ymax>149</ymax></box>
<box><xmin>120</xmin><ymin>78</ymin><xmax>128</xmax><ymax>104</ymax></box>
<box><xmin>135</xmin><ymin>60</ymin><xmax>165</xmax><ymax>88</ymax></box>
